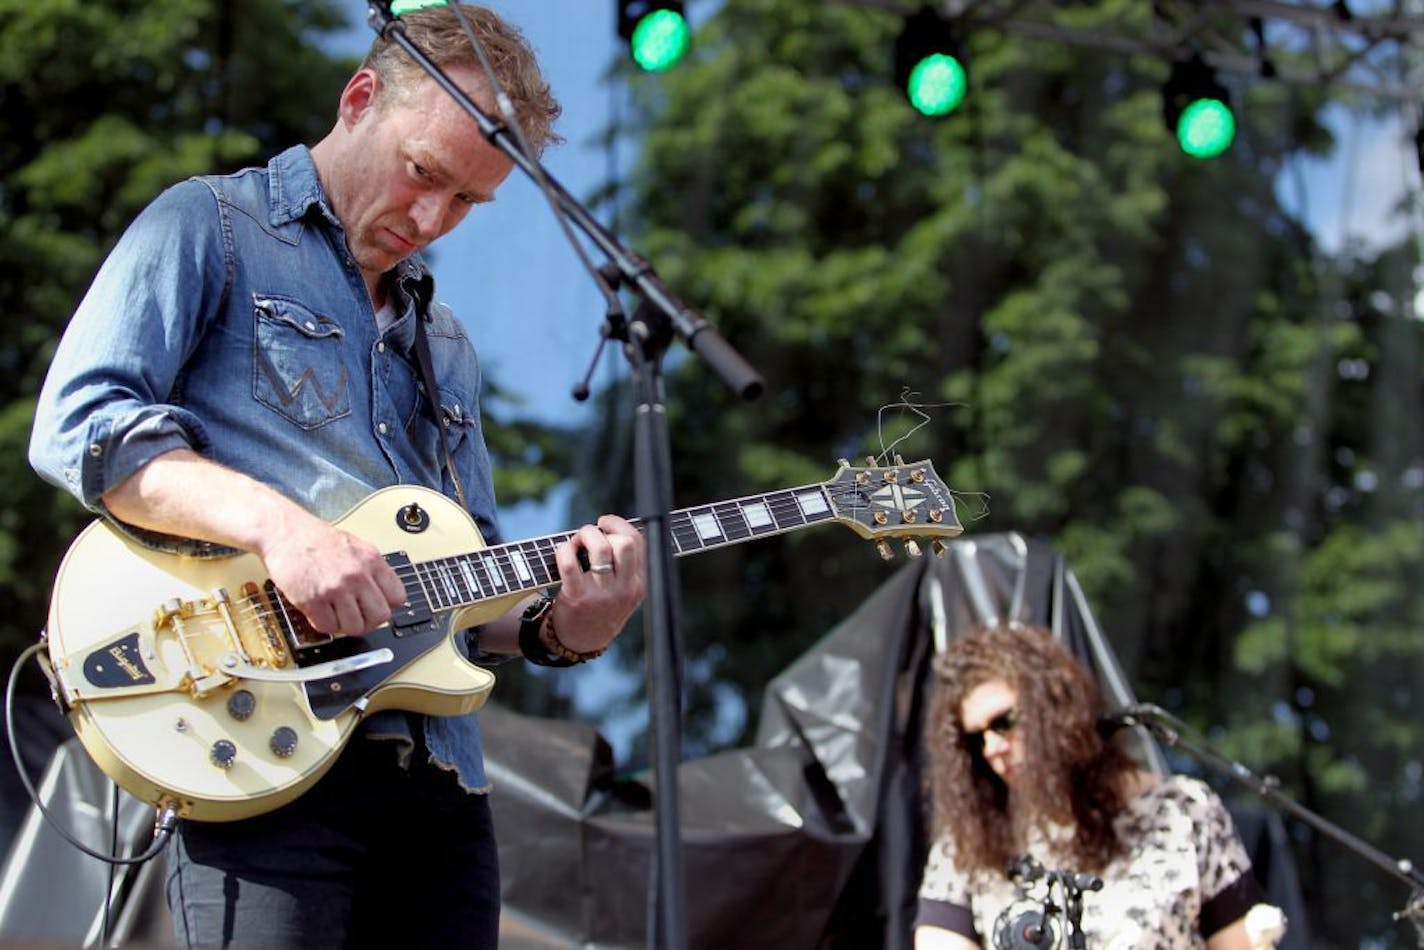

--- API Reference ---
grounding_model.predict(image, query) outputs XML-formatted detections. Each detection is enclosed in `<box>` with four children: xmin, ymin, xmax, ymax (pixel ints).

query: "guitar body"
<box><xmin>45</xmin><ymin>486</ymin><xmax>513</xmax><ymax>822</ymax></box>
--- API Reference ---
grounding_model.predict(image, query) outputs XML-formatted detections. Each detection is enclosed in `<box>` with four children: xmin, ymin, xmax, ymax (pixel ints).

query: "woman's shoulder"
<box><xmin>1127</xmin><ymin>772</ymin><xmax>1228</xmax><ymax>816</ymax></box>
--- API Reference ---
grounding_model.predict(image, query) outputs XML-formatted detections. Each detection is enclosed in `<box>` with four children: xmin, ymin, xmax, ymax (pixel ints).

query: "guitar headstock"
<box><xmin>824</xmin><ymin>457</ymin><xmax>962</xmax><ymax>560</ymax></box>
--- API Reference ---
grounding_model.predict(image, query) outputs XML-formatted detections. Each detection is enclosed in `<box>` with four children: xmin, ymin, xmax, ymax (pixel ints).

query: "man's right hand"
<box><xmin>103</xmin><ymin>448</ymin><xmax>407</xmax><ymax>637</ymax></box>
<box><xmin>257</xmin><ymin>513</ymin><xmax>408</xmax><ymax>636</ymax></box>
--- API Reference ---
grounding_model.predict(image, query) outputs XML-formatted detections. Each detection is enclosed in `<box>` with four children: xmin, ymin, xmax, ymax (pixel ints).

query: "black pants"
<box><xmin>166</xmin><ymin>732</ymin><xmax>501</xmax><ymax>948</ymax></box>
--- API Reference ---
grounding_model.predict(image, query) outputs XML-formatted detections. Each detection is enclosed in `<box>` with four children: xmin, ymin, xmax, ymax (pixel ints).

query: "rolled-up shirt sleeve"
<box><xmin>30</xmin><ymin>178</ymin><xmax>228</xmax><ymax>511</ymax></box>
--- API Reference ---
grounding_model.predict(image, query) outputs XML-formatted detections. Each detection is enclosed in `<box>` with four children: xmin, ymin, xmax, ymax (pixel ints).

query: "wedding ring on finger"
<box><xmin>590</xmin><ymin>562</ymin><xmax>615</xmax><ymax>575</ymax></box>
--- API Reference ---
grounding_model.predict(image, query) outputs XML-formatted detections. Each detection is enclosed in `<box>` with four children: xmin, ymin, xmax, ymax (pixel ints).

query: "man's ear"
<box><xmin>337</xmin><ymin>68</ymin><xmax>382</xmax><ymax>128</ymax></box>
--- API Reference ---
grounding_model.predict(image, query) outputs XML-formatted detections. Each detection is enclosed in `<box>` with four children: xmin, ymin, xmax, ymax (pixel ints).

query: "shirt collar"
<box><xmin>266</xmin><ymin>145</ymin><xmax>334</xmax><ymax>228</ymax></box>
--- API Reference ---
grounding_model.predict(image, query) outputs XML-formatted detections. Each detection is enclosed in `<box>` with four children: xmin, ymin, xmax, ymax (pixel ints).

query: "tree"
<box><xmin>586</xmin><ymin>0</ymin><xmax>1422</xmax><ymax>942</ymax></box>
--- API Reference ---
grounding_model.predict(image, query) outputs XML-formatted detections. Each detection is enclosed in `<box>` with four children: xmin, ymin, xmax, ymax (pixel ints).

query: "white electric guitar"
<box><xmin>42</xmin><ymin>458</ymin><xmax>960</xmax><ymax>822</ymax></box>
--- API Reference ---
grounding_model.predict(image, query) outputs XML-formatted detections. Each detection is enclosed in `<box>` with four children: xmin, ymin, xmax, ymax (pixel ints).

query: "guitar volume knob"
<box><xmin>210</xmin><ymin>740</ymin><xmax>237</xmax><ymax>770</ymax></box>
<box><xmin>226</xmin><ymin>689</ymin><xmax>256</xmax><ymax>721</ymax></box>
<box><xmin>269</xmin><ymin>726</ymin><xmax>299</xmax><ymax>758</ymax></box>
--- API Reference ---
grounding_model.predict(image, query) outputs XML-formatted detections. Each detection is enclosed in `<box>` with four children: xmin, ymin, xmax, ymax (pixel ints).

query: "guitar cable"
<box><xmin>6</xmin><ymin>642</ymin><xmax>180</xmax><ymax>866</ymax></box>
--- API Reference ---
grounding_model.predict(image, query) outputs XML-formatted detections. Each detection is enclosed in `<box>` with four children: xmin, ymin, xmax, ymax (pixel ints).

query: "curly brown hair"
<box><xmin>362</xmin><ymin>5</ymin><xmax>563</xmax><ymax>156</ymax></box>
<box><xmin>924</xmin><ymin>624</ymin><xmax>1136</xmax><ymax>877</ymax></box>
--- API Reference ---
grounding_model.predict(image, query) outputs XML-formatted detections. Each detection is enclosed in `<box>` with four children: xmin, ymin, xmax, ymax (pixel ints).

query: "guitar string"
<box><xmin>222</xmin><ymin>484</ymin><xmax>893</xmax><ymax>639</ymax></box>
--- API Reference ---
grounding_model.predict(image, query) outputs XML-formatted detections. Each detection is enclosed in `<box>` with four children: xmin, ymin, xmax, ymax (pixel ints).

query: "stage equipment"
<box><xmin>993</xmin><ymin>855</ymin><xmax>1102</xmax><ymax>950</ymax></box>
<box><xmin>617</xmin><ymin>0</ymin><xmax>691</xmax><ymax>72</ymax></box>
<box><xmin>893</xmin><ymin>6</ymin><xmax>968</xmax><ymax>117</ymax></box>
<box><xmin>1162</xmin><ymin>54</ymin><xmax>1236</xmax><ymax>159</ymax></box>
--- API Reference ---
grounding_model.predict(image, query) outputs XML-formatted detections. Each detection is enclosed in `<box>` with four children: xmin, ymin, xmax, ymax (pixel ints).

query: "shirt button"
<box><xmin>304</xmin><ymin>321</ymin><xmax>316</xmax><ymax>331</ymax></box>
<box><xmin>88</xmin><ymin>443</ymin><xmax>103</xmax><ymax>458</ymax></box>
<box><xmin>377</xmin><ymin>342</ymin><xmax>386</xmax><ymax>353</ymax></box>
<box><xmin>377</xmin><ymin>422</ymin><xmax>389</xmax><ymax>435</ymax></box>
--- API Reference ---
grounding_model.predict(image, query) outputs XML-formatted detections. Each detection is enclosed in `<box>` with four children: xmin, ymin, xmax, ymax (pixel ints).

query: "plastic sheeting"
<box><xmin>0</xmin><ymin>532</ymin><xmax>1306</xmax><ymax>947</ymax></box>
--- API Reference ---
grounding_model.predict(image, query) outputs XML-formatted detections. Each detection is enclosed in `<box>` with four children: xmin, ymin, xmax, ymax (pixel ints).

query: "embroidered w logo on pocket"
<box><xmin>253</xmin><ymin>294</ymin><xmax>352</xmax><ymax>430</ymax></box>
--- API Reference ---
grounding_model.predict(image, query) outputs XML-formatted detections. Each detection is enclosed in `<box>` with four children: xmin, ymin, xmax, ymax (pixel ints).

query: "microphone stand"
<box><xmin>1120</xmin><ymin>703</ymin><xmax>1424</xmax><ymax>946</ymax></box>
<box><xmin>364</xmin><ymin>7</ymin><xmax>766</xmax><ymax>948</ymax></box>
<box><xmin>1050</xmin><ymin>869</ymin><xmax>1103</xmax><ymax>950</ymax></box>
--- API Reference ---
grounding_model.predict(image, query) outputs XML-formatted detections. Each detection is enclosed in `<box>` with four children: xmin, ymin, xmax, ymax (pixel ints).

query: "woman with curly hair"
<box><xmin>914</xmin><ymin>624</ymin><xmax>1282</xmax><ymax>949</ymax></box>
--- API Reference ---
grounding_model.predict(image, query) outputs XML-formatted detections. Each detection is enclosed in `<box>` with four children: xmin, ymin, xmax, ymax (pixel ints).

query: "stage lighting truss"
<box><xmin>849</xmin><ymin>0</ymin><xmax>1424</xmax><ymax>108</ymax></box>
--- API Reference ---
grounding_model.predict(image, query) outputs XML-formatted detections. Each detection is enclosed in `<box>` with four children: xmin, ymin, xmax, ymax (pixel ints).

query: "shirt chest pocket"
<box><xmin>253</xmin><ymin>295</ymin><xmax>352</xmax><ymax>430</ymax></box>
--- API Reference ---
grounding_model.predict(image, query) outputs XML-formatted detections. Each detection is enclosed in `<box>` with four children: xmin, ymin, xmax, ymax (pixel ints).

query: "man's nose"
<box><xmin>983</xmin><ymin>731</ymin><xmax>1011</xmax><ymax>757</ymax></box>
<box><xmin>410</xmin><ymin>194</ymin><xmax>447</xmax><ymax>239</ymax></box>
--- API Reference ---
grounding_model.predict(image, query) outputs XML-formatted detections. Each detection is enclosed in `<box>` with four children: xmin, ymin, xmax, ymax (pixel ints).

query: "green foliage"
<box><xmin>0</xmin><ymin>0</ymin><xmax>355</xmax><ymax>660</ymax></box>
<box><xmin>589</xmin><ymin>0</ymin><xmax>1424</xmax><ymax>942</ymax></box>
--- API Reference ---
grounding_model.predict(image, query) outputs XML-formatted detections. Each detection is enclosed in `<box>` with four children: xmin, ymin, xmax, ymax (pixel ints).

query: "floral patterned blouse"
<box><xmin>915</xmin><ymin>775</ymin><xmax>1269</xmax><ymax>948</ymax></box>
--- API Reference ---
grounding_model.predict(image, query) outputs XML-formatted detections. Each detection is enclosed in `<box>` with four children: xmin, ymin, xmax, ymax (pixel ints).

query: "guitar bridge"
<box><xmin>153</xmin><ymin>586</ymin><xmax>295</xmax><ymax>698</ymax></box>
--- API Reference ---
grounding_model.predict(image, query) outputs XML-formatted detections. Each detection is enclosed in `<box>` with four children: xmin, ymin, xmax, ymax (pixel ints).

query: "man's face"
<box><xmin>328</xmin><ymin>65</ymin><xmax>515</xmax><ymax>287</ymax></box>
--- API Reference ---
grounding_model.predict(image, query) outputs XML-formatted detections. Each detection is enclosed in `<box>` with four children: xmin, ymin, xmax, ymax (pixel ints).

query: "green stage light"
<box><xmin>617</xmin><ymin>1</ymin><xmax>690</xmax><ymax>72</ymax></box>
<box><xmin>894</xmin><ymin>7</ymin><xmax>969</xmax><ymax>117</ymax></box>
<box><xmin>1163</xmin><ymin>55</ymin><xmax>1237</xmax><ymax>159</ymax></box>
<box><xmin>390</xmin><ymin>0</ymin><xmax>446</xmax><ymax>12</ymax></box>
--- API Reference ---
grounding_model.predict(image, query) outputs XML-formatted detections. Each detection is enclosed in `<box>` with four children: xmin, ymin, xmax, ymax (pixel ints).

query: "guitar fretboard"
<box><xmin>409</xmin><ymin>483</ymin><xmax>840</xmax><ymax>613</ymax></box>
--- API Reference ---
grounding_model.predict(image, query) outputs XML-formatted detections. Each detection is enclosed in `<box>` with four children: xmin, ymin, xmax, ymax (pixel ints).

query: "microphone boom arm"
<box><xmin>1120</xmin><ymin>703</ymin><xmax>1424</xmax><ymax>943</ymax></box>
<box><xmin>365</xmin><ymin>2</ymin><xmax>763</xmax><ymax>400</ymax></box>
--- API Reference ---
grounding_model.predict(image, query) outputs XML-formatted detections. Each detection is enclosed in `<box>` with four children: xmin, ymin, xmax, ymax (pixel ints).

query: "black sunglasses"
<box><xmin>961</xmin><ymin>708</ymin><xmax>1018</xmax><ymax>750</ymax></box>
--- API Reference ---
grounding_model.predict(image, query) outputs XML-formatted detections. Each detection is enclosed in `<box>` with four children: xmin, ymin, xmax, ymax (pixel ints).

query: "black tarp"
<box><xmin>0</xmin><ymin>532</ymin><xmax>1307</xmax><ymax>947</ymax></box>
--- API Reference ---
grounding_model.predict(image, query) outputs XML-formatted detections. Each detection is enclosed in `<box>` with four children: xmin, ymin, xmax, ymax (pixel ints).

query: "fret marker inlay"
<box><xmin>482</xmin><ymin>555</ymin><xmax>506</xmax><ymax>590</ymax></box>
<box><xmin>796</xmin><ymin>491</ymin><xmax>829</xmax><ymax>517</ymax></box>
<box><xmin>692</xmin><ymin>513</ymin><xmax>723</xmax><ymax>541</ymax></box>
<box><xmin>742</xmin><ymin>502</ymin><xmax>773</xmax><ymax>529</ymax></box>
<box><xmin>511</xmin><ymin>551</ymin><xmax>533</xmax><ymax>583</ymax></box>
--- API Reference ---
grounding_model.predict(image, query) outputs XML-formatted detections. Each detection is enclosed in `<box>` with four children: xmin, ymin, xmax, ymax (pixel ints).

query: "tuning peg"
<box><xmin>931</xmin><ymin>539</ymin><xmax>948</xmax><ymax>557</ymax></box>
<box><xmin>876</xmin><ymin>540</ymin><xmax>895</xmax><ymax>561</ymax></box>
<box><xmin>837</xmin><ymin>457</ymin><xmax>850</xmax><ymax>468</ymax></box>
<box><xmin>905</xmin><ymin>539</ymin><xmax>923</xmax><ymax>558</ymax></box>
<box><xmin>894</xmin><ymin>453</ymin><xmax>905</xmax><ymax>465</ymax></box>
<box><xmin>865</xmin><ymin>455</ymin><xmax>878</xmax><ymax>468</ymax></box>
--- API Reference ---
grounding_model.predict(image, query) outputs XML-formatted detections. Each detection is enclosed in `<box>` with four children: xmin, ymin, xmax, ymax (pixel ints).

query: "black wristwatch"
<box><xmin>517</xmin><ymin>595</ymin><xmax>575</xmax><ymax>668</ymax></box>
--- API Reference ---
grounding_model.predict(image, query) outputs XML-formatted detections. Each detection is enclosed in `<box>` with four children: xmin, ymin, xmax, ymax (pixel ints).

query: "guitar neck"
<box><xmin>410</xmin><ymin>482</ymin><xmax>840</xmax><ymax>613</ymax></box>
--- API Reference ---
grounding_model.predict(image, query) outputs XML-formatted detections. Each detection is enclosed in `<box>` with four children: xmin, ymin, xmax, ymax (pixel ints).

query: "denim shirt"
<box><xmin>30</xmin><ymin>145</ymin><xmax>503</xmax><ymax>792</ymax></box>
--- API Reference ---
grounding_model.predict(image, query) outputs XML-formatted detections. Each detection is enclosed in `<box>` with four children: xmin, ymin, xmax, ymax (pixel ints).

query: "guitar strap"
<box><xmin>405</xmin><ymin>274</ymin><xmax>470</xmax><ymax>513</ymax></box>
